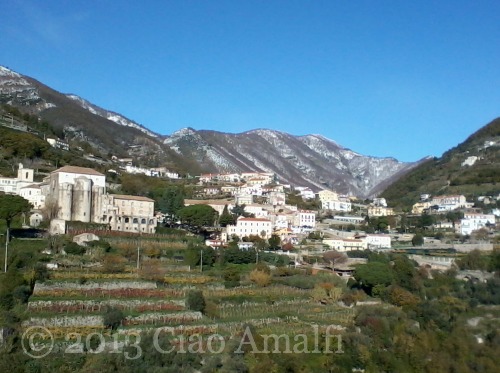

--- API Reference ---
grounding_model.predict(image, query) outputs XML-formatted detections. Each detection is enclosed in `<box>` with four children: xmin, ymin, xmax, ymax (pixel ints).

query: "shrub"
<box><xmin>64</xmin><ymin>242</ymin><xmax>86</xmax><ymax>255</ymax></box>
<box><xmin>223</xmin><ymin>267</ymin><xmax>241</xmax><ymax>288</ymax></box>
<box><xmin>249</xmin><ymin>269</ymin><xmax>272</xmax><ymax>287</ymax></box>
<box><xmin>186</xmin><ymin>290</ymin><xmax>206</xmax><ymax>313</ymax></box>
<box><xmin>254</xmin><ymin>262</ymin><xmax>271</xmax><ymax>274</ymax></box>
<box><xmin>102</xmin><ymin>254</ymin><xmax>127</xmax><ymax>273</ymax></box>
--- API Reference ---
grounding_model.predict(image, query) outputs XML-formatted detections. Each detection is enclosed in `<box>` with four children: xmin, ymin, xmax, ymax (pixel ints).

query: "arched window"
<box><xmin>133</xmin><ymin>218</ymin><xmax>138</xmax><ymax>224</ymax></box>
<box><xmin>141</xmin><ymin>218</ymin><xmax>146</xmax><ymax>224</ymax></box>
<box><xmin>125</xmin><ymin>217</ymin><xmax>130</xmax><ymax>223</ymax></box>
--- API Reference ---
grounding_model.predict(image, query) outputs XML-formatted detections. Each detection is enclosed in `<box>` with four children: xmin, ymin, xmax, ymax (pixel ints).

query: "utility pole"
<box><xmin>200</xmin><ymin>248</ymin><xmax>203</xmax><ymax>272</ymax></box>
<box><xmin>4</xmin><ymin>231</ymin><xmax>8</xmax><ymax>273</ymax></box>
<box><xmin>136</xmin><ymin>236</ymin><xmax>141</xmax><ymax>270</ymax></box>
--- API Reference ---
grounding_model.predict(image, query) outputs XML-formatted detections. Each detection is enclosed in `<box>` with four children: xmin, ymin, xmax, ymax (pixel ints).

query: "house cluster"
<box><xmin>412</xmin><ymin>194</ymin><xmax>473</xmax><ymax>213</ymax></box>
<box><xmin>2</xmin><ymin>164</ymin><xmax>157</xmax><ymax>234</ymax></box>
<box><xmin>199</xmin><ymin>171</ymin><xmax>275</xmax><ymax>185</ymax></box>
<box><xmin>411</xmin><ymin>193</ymin><xmax>498</xmax><ymax>235</ymax></box>
<box><xmin>108</xmin><ymin>157</ymin><xmax>179</xmax><ymax>179</ymax></box>
<box><xmin>185</xmin><ymin>196</ymin><xmax>317</xmax><ymax>241</ymax></box>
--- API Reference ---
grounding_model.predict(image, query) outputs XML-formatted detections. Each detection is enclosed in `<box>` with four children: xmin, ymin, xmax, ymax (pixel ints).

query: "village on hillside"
<box><xmin>1</xmin><ymin>163</ymin><xmax>499</xmax><ymax>273</ymax></box>
<box><xmin>0</xmin><ymin>145</ymin><xmax>499</xmax><ymax>372</ymax></box>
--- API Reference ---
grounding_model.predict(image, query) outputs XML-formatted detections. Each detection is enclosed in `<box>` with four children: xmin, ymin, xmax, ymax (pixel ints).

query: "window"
<box><xmin>141</xmin><ymin>218</ymin><xmax>146</xmax><ymax>224</ymax></box>
<box><xmin>133</xmin><ymin>218</ymin><xmax>138</xmax><ymax>224</ymax></box>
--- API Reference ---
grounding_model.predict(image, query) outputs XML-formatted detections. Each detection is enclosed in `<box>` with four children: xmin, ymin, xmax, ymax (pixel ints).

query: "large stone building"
<box><xmin>101</xmin><ymin>194</ymin><xmax>157</xmax><ymax>233</ymax></box>
<box><xmin>43</xmin><ymin>166</ymin><xmax>157</xmax><ymax>233</ymax></box>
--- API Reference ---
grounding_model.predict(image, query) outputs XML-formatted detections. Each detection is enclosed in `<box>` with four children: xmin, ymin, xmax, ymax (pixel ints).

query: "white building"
<box><xmin>341</xmin><ymin>239</ymin><xmax>367</xmax><ymax>252</ymax></box>
<box><xmin>367</xmin><ymin>205</ymin><xmax>394</xmax><ymax>217</ymax></box>
<box><xmin>269</xmin><ymin>214</ymin><xmax>290</xmax><ymax>230</ymax></box>
<box><xmin>323</xmin><ymin>199</ymin><xmax>352</xmax><ymax>212</ymax></box>
<box><xmin>460</xmin><ymin>213</ymin><xmax>496</xmax><ymax>235</ymax></box>
<box><xmin>430</xmin><ymin>195</ymin><xmax>468</xmax><ymax>212</ymax></box>
<box><xmin>243</xmin><ymin>204</ymin><xmax>269</xmax><ymax>218</ymax></box>
<box><xmin>267</xmin><ymin>191</ymin><xmax>286</xmax><ymax>206</ymax></box>
<box><xmin>46</xmin><ymin>138</ymin><xmax>69</xmax><ymax>151</ymax></box>
<box><xmin>294</xmin><ymin>210</ymin><xmax>316</xmax><ymax>228</ymax></box>
<box><xmin>226</xmin><ymin>217</ymin><xmax>273</xmax><ymax>239</ymax></box>
<box><xmin>235</xmin><ymin>194</ymin><xmax>253</xmax><ymax>205</ymax></box>
<box><xmin>362</xmin><ymin>234</ymin><xmax>391</xmax><ymax>249</ymax></box>
<box><xmin>19</xmin><ymin>184</ymin><xmax>45</xmax><ymax>209</ymax></box>
<box><xmin>323</xmin><ymin>236</ymin><xmax>345</xmax><ymax>251</ymax></box>
<box><xmin>332</xmin><ymin>216</ymin><xmax>365</xmax><ymax>224</ymax></box>
<box><xmin>295</xmin><ymin>187</ymin><xmax>316</xmax><ymax>200</ymax></box>
<box><xmin>372</xmin><ymin>198</ymin><xmax>387</xmax><ymax>207</ymax></box>
<box><xmin>318</xmin><ymin>189</ymin><xmax>351</xmax><ymax>212</ymax></box>
<box><xmin>0</xmin><ymin>164</ymin><xmax>38</xmax><ymax>194</ymax></box>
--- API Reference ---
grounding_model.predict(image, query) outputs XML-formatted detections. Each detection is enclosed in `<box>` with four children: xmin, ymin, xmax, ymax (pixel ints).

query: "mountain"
<box><xmin>0</xmin><ymin>65</ymin><xmax>188</xmax><ymax>172</ymax></box>
<box><xmin>66</xmin><ymin>94</ymin><xmax>159</xmax><ymax>138</ymax></box>
<box><xmin>0</xmin><ymin>65</ymin><xmax>419</xmax><ymax>197</ymax></box>
<box><xmin>381</xmin><ymin>117</ymin><xmax>500</xmax><ymax>208</ymax></box>
<box><xmin>162</xmin><ymin>128</ymin><xmax>420</xmax><ymax>197</ymax></box>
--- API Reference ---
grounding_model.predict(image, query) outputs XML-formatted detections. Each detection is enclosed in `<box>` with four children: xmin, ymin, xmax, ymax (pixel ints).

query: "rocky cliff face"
<box><xmin>163</xmin><ymin>128</ymin><xmax>420</xmax><ymax>197</ymax></box>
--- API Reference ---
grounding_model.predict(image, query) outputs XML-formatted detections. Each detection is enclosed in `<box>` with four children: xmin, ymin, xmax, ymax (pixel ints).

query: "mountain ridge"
<box><xmin>1</xmin><ymin>65</ymin><xmax>421</xmax><ymax>197</ymax></box>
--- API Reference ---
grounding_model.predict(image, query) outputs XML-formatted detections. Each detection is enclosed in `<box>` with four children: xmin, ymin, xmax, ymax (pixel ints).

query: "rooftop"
<box><xmin>52</xmin><ymin>166</ymin><xmax>104</xmax><ymax>176</ymax></box>
<box><xmin>110</xmin><ymin>194</ymin><xmax>154</xmax><ymax>202</ymax></box>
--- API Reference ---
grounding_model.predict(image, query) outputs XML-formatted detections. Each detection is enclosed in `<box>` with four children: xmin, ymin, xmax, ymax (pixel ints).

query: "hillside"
<box><xmin>381</xmin><ymin>117</ymin><xmax>500</xmax><ymax>208</ymax></box>
<box><xmin>163</xmin><ymin>128</ymin><xmax>421</xmax><ymax>197</ymax></box>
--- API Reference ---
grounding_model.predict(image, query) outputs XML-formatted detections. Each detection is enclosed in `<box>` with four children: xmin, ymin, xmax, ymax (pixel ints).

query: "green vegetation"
<box><xmin>186</xmin><ymin>290</ymin><xmax>206</xmax><ymax>313</ymax></box>
<box><xmin>382</xmin><ymin>117</ymin><xmax>500</xmax><ymax>209</ymax></box>
<box><xmin>0</xmin><ymin>225</ymin><xmax>499</xmax><ymax>372</ymax></box>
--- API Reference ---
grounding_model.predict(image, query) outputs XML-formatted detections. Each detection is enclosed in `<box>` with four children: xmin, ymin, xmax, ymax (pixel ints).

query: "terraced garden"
<box><xmin>20</xmin><ymin>230</ymin><xmax>356</xmax><ymax>353</ymax></box>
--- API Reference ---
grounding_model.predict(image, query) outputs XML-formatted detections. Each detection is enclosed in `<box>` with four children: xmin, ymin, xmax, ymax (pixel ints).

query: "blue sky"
<box><xmin>1</xmin><ymin>0</ymin><xmax>499</xmax><ymax>162</ymax></box>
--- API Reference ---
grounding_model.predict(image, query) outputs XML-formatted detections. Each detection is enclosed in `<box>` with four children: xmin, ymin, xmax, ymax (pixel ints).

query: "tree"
<box><xmin>471</xmin><ymin>228</ymin><xmax>490</xmax><ymax>242</ymax></box>
<box><xmin>231</xmin><ymin>204</ymin><xmax>247</xmax><ymax>218</ymax></box>
<box><xmin>354</xmin><ymin>262</ymin><xmax>394</xmax><ymax>295</ymax></box>
<box><xmin>412</xmin><ymin>233</ymin><xmax>424</xmax><ymax>246</ymax></box>
<box><xmin>177</xmin><ymin>204</ymin><xmax>217</xmax><ymax>228</ymax></box>
<box><xmin>455</xmin><ymin>249</ymin><xmax>488</xmax><ymax>270</ymax></box>
<box><xmin>268</xmin><ymin>234</ymin><xmax>281</xmax><ymax>250</ymax></box>
<box><xmin>0</xmin><ymin>193</ymin><xmax>32</xmax><ymax>272</ymax></box>
<box><xmin>323</xmin><ymin>251</ymin><xmax>348</xmax><ymax>267</ymax></box>
<box><xmin>103</xmin><ymin>307</ymin><xmax>124</xmax><ymax>330</ymax></box>
<box><xmin>156</xmin><ymin>186</ymin><xmax>185</xmax><ymax>220</ymax></box>
<box><xmin>219</xmin><ymin>205</ymin><xmax>235</xmax><ymax>227</ymax></box>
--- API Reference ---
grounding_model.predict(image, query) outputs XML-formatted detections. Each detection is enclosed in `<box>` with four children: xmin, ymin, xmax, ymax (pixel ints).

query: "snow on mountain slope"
<box><xmin>66</xmin><ymin>94</ymin><xmax>158</xmax><ymax>138</ymax></box>
<box><xmin>163</xmin><ymin>128</ymin><xmax>419</xmax><ymax>197</ymax></box>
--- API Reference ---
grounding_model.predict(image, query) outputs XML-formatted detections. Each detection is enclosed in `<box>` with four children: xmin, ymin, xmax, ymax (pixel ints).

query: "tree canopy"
<box><xmin>0</xmin><ymin>193</ymin><xmax>32</xmax><ymax>228</ymax></box>
<box><xmin>177</xmin><ymin>204</ymin><xmax>217</xmax><ymax>228</ymax></box>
